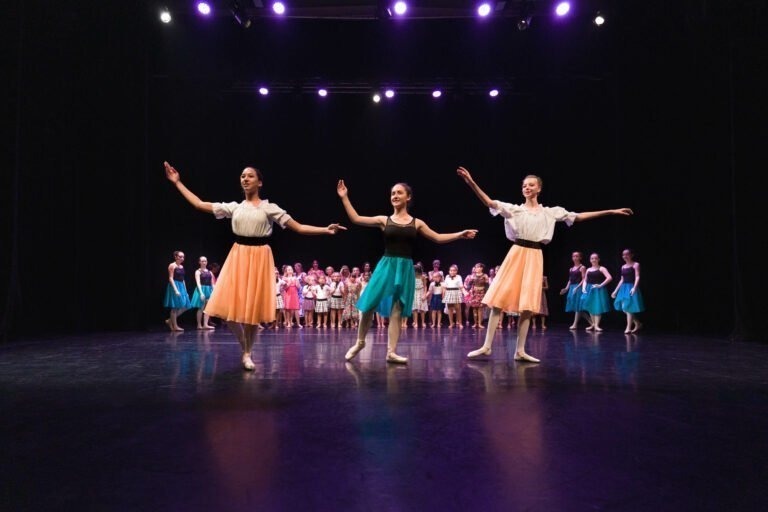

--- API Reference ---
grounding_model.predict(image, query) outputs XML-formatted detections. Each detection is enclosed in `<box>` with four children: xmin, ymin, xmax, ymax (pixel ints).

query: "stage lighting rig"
<box><xmin>230</xmin><ymin>0</ymin><xmax>252</xmax><ymax>28</ymax></box>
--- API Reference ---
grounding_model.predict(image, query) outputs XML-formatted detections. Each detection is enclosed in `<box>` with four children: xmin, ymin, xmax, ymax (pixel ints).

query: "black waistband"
<box><xmin>315</xmin><ymin>298</ymin><xmax>327</xmax><ymax>301</ymax></box>
<box><xmin>235</xmin><ymin>236</ymin><xmax>269</xmax><ymax>246</ymax></box>
<box><xmin>446</xmin><ymin>287</ymin><xmax>459</xmax><ymax>290</ymax></box>
<box><xmin>514</xmin><ymin>238</ymin><xmax>542</xmax><ymax>250</ymax></box>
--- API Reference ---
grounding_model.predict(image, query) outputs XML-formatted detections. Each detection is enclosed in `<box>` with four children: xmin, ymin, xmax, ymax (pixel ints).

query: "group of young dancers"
<box><xmin>164</xmin><ymin>161</ymin><xmax>633</xmax><ymax>370</ymax></box>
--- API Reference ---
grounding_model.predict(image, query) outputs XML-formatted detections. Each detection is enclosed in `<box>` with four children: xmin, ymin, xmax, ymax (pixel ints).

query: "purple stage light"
<box><xmin>432</xmin><ymin>90</ymin><xmax>442</xmax><ymax>98</ymax></box>
<box><xmin>555</xmin><ymin>2</ymin><xmax>571</xmax><ymax>17</ymax></box>
<box><xmin>477</xmin><ymin>3</ymin><xmax>492</xmax><ymax>17</ymax></box>
<box><xmin>384</xmin><ymin>89</ymin><xmax>395</xmax><ymax>99</ymax></box>
<box><xmin>318</xmin><ymin>89</ymin><xmax>328</xmax><ymax>97</ymax></box>
<box><xmin>259</xmin><ymin>87</ymin><xmax>269</xmax><ymax>96</ymax></box>
<box><xmin>393</xmin><ymin>2</ymin><xmax>407</xmax><ymax>16</ymax></box>
<box><xmin>272</xmin><ymin>2</ymin><xmax>286</xmax><ymax>15</ymax></box>
<box><xmin>197</xmin><ymin>2</ymin><xmax>211</xmax><ymax>16</ymax></box>
<box><xmin>489</xmin><ymin>89</ymin><xmax>499</xmax><ymax>97</ymax></box>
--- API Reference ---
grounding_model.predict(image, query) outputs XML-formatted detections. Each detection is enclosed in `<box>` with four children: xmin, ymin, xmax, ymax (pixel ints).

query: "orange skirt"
<box><xmin>204</xmin><ymin>243</ymin><xmax>276</xmax><ymax>325</ymax></box>
<box><xmin>482</xmin><ymin>245</ymin><xmax>542</xmax><ymax>314</ymax></box>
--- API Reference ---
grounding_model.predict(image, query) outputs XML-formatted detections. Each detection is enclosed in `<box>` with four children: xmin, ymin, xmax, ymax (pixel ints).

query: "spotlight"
<box><xmin>373</xmin><ymin>93</ymin><xmax>382</xmax><ymax>103</ymax></box>
<box><xmin>230</xmin><ymin>1</ymin><xmax>252</xmax><ymax>28</ymax></box>
<box><xmin>160</xmin><ymin>8</ymin><xmax>172</xmax><ymax>24</ymax></box>
<box><xmin>318</xmin><ymin>88</ymin><xmax>328</xmax><ymax>97</ymax></box>
<box><xmin>477</xmin><ymin>3</ymin><xmax>492</xmax><ymax>17</ymax></box>
<box><xmin>555</xmin><ymin>2</ymin><xmax>570</xmax><ymax>17</ymax></box>
<box><xmin>489</xmin><ymin>89</ymin><xmax>499</xmax><ymax>97</ymax></box>
<box><xmin>197</xmin><ymin>2</ymin><xmax>212</xmax><ymax>16</ymax></box>
<box><xmin>384</xmin><ymin>89</ymin><xmax>395</xmax><ymax>99</ymax></box>
<box><xmin>594</xmin><ymin>12</ymin><xmax>605</xmax><ymax>26</ymax></box>
<box><xmin>272</xmin><ymin>2</ymin><xmax>286</xmax><ymax>15</ymax></box>
<box><xmin>432</xmin><ymin>90</ymin><xmax>442</xmax><ymax>98</ymax></box>
<box><xmin>517</xmin><ymin>16</ymin><xmax>532</xmax><ymax>30</ymax></box>
<box><xmin>259</xmin><ymin>87</ymin><xmax>269</xmax><ymax>96</ymax></box>
<box><xmin>393</xmin><ymin>2</ymin><xmax>407</xmax><ymax>16</ymax></box>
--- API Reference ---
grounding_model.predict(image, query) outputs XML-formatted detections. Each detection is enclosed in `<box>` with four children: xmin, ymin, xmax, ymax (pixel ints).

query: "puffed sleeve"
<box><xmin>263</xmin><ymin>201</ymin><xmax>293</xmax><ymax>229</ymax></box>
<box><xmin>212</xmin><ymin>201</ymin><xmax>240</xmax><ymax>219</ymax></box>
<box><xmin>489</xmin><ymin>200</ymin><xmax>520</xmax><ymax>219</ymax></box>
<box><xmin>545</xmin><ymin>206</ymin><xmax>577</xmax><ymax>226</ymax></box>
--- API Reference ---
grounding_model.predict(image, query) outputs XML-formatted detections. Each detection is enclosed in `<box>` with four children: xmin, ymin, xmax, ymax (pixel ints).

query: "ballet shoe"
<box><xmin>514</xmin><ymin>352</ymin><xmax>540</xmax><ymax>363</ymax></box>
<box><xmin>467</xmin><ymin>346</ymin><xmax>492</xmax><ymax>359</ymax></box>
<box><xmin>345</xmin><ymin>340</ymin><xmax>365</xmax><ymax>361</ymax></box>
<box><xmin>242</xmin><ymin>354</ymin><xmax>255</xmax><ymax>371</ymax></box>
<box><xmin>386</xmin><ymin>352</ymin><xmax>408</xmax><ymax>364</ymax></box>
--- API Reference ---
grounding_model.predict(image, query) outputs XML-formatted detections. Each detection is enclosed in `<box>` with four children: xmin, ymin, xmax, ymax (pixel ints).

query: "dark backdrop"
<box><xmin>3</xmin><ymin>1</ymin><xmax>766</xmax><ymax>341</ymax></box>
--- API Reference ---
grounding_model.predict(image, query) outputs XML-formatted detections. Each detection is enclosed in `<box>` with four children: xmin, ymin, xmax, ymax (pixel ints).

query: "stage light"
<box><xmin>259</xmin><ymin>87</ymin><xmax>269</xmax><ymax>96</ymax></box>
<box><xmin>197</xmin><ymin>2</ymin><xmax>212</xmax><ymax>16</ymax></box>
<box><xmin>594</xmin><ymin>12</ymin><xmax>605</xmax><ymax>26</ymax></box>
<box><xmin>432</xmin><ymin>90</ymin><xmax>442</xmax><ymax>98</ymax></box>
<box><xmin>489</xmin><ymin>89</ymin><xmax>499</xmax><ymax>97</ymax></box>
<box><xmin>160</xmin><ymin>8</ymin><xmax>172</xmax><ymax>23</ymax></box>
<box><xmin>517</xmin><ymin>16</ymin><xmax>532</xmax><ymax>30</ymax></box>
<box><xmin>318</xmin><ymin>88</ymin><xmax>328</xmax><ymax>97</ymax></box>
<box><xmin>477</xmin><ymin>3</ymin><xmax>492</xmax><ymax>17</ymax></box>
<box><xmin>230</xmin><ymin>1</ymin><xmax>252</xmax><ymax>28</ymax></box>
<box><xmin>393</xmin><ymin>2</ymin><xmax>407</xmax><ymax>16</ymax></box>
<box><xmin>555</xmin><ymin>2</ymin><xmax>570</xmax><ymax>17</ymax></box>
<box><xmin>373</xmin><ymin>93</ymin><xmax>382</xmax><ymax>103</ymax></box>
<box><xmin>384</xmin><ymin>89</ymin><xmax>395</xmax><ymax>99</ymax></box>
<box><xmin>272</xmin><ymin>2</ymin><xmax>286</xmax><ymax>15</ymax></box>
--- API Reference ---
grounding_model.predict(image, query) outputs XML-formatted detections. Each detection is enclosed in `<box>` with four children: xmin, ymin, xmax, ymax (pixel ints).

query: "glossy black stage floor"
<box><xmin>2</xmin><ymin>324</ymin><xmax>767</xmax><ymax>511</ymax></box>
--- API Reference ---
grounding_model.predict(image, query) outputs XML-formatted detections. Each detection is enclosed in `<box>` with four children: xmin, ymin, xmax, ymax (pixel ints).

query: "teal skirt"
<box><xmin>356</xmin><ymin>255</ymin><xmax>415</xmax><ymax>317</ymax></box>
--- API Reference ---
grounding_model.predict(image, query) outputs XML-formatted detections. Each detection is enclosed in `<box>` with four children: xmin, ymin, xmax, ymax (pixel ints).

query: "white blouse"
<box><xmin>212</xmin><ymin>199</ymin><xmax>292</xmax><ymax>237</ymax></box>
<box><xmin>444</xmin><ymin>275</ymin><xmax>463</xmax><ymax>289</ymax></box>
<box><xmin>490</xmin><ymin>200</ymin><xmax>577</xmax><ymax>244</ymax></box>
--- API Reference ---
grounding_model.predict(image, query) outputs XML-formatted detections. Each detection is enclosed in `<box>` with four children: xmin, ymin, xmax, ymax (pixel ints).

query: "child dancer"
<box><xmin>282</xmin><ymin>265</ymin><xmax>301</xmax><ymax>328</ymax></box>
<box><xmin>302</xmin><ymin>274</ymin><xmax>317</xmax><ymax>328</ymax></box>
<box><xmin>164</xmin><ymin>162</ymin><xmax>344</xmax><ymax>370</ymax></box>
<box><xmin>426</xmin><ymin>272</ymin><xmax>444</xmax><ymax>328</ymax></box>
<box><xmin>468</xmin><ymin>263</ymin><xmax>490</xmax><ymax>329</ymax></box>
<box><xmin>313</xmin><ymin>274</ymin><xmax>331</xmax><ymax>328</ymax></box>
<box><xmin>611</xmin><ymin>248</ymin><xmax>645</xmax><ymax>333</ymax></box>
<box><xmin>338</xmin><ymin>180</ymin><xmax>477</xmax><ymax>363</ymax></box>
<box><xmin>328</xmin><ymin>272</ymin><xmax>345</xmax><ymax>328</ymax></box>
<box><xmin>560</xmin><ymin>251</ymin><xmax>591</xmax><ymax>330</ymax></box>
<box><xmin>343</xmin><ymin>273</ymin><xmax>362</xmax><ymax>329</ymax></box>
<box><xmin>580</xmin><ymin>253</ymin><xmax>613</xmax><ymax>332</ymax></box>
<box><xmin>457</xmin><ymin>166</ymin><xmax>632</xmax><ymax>362</ymax></box>
<box><xmin>190</xmin><ymin>256</ymin><xmax>215</xmax><ymax>329</ymax></box>
<box><xmin>164</xmin><ymin>250</ymin><xmax>191</xmax><ymax>331</ymax></box>
<box><xmin>443</xmin><ymin>264</ymin><xmax>465</xmax><ymax>328</ymax></box>
<box><xmin>273</xmin><ymin>268</ymin><xmax>285</xmax><ymax>329</ymax></box>
<box><xmin>411</xmin><ymin>264</ymin><xmax>429</xmax><ymax>328</ymax></box>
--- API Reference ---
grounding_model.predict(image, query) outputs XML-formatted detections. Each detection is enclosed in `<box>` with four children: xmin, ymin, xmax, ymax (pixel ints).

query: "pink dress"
<box><xmin>282</xmin><ymin>276</ymin><xmax>300</xmax><ymax>310</ymax></box>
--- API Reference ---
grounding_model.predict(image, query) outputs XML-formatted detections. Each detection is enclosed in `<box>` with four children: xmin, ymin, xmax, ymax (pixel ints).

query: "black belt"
<box><xmin>446</xmin><ymin>288</ymin><xmax>459</xmax><ymax>290</ymax></box>
<box><xmin>316</xmin><ymin>298</ymin><xmax>327</xmax><ymax>301</ymax></box>
<box><xmin>235</xmin><ymin>235</ymin><xmax>269</xmax><ymax>246</ymax></box>
<box><xmin>514</xmin><ymin>238</ymin><xmax>542</xmax><ymax>250</ymax></box>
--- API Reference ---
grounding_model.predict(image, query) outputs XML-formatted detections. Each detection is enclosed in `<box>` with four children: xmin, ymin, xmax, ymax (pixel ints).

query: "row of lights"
<box><xmin>160</xmin><ymin>2</ymin><xmax>607</xmax><ymax>27</ymax></box>
<box><xmin>255</xmin><ymin>87</ymin><xmax>502</xmax><ymax>101</ymax></box>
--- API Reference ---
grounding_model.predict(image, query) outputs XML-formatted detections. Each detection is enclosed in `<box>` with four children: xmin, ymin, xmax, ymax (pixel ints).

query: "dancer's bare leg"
<box><xmin>514</xmin><ymin>312</ymin><xmax>540</xmax><ymax>362</ymax></box>
<box><xmin>345</xmin><ymin>310</ymin><xmax>374</xmax><ymax>361</ymax></box>
<box><xmin>386</xmin><ymin>301</ymin><xmax>407</xmax><ymax>364</ymax></box>
<box><xmin>467</xmin><ymin>307</ymin><xmax>501</xmax><ymax>358</ymax></box>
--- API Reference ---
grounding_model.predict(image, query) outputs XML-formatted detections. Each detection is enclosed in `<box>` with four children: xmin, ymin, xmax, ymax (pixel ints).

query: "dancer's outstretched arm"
<box><xmin>284</xmin><ymin>219</ymin><xmax>346</xmax><ymax>236</ymax></box>
<box><xmin>336</xmin><ymin>180</ymin><xmax>386</xmax><ymax>228</ymax></box>
<box><xmin>415</xmin><ymin>220</ymin><xmax>477</xmax><ymax>244</ymax></box>
<box><xmin>575</xmin><ymin>208</ymin><xmax>633</xmax><ymax>222</ymax></box>
<box><xmin>164</xmin><ymin>161</ymin><xmax>214</xmax><ymax>214</ymax></box>
<box><xmin>456</xmin><ymin>167</ymin><xmax>498</xmax><ymax>210</ymax></box>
